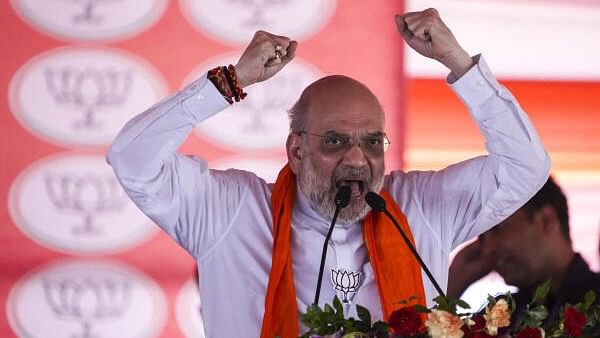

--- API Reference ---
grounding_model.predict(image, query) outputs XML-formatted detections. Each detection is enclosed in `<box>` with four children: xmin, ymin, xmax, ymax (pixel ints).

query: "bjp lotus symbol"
<box><xmin>43</xmin><ymin>277</ymin><xmax>130</xmax><ymax>338</ymax></box>
<box><xmin>45</xmin><ymin>67</ymin><xmax>132</xmax><ymax>129</ymax></box>
<box><xmin>44</xmin><ymin>172</ymin><xmax>127</xmax><ymax>235</ymax></box>
<box><xmin>227</xmin><ymin>0</ymin><xmax>292</xmax><ymax>27</ymax></box>
<box><xmin>330</xmin><ymin>269</ymin><xmax>361</xmax><ymax>304</ymax></box>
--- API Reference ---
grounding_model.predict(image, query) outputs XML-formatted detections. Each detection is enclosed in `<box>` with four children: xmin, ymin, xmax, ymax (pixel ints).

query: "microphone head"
<box><xmin>365</xmin><ymin>191</ymin><xmax>386</xmax><ymax>212</ymax></box>
<box><xmin>335</xmin><ymin>185</ymin><xmax>352</xmax><ymax>208</ymax></box>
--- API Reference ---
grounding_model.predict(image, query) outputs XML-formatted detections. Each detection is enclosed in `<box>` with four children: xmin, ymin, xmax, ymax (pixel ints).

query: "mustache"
<box><xmin>331</xmin><ymin>166</ymin><xmax>372</xmax><ymax>184</ymax></box>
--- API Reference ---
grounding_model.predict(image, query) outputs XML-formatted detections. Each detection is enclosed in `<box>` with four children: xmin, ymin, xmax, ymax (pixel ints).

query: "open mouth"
<box><xmin>337</xmin><ymin>179</ymin><xmax>364</xmax><ymax>196</ymax></box>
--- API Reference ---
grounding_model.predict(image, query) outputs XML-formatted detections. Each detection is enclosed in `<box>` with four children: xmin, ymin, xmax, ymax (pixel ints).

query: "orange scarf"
<box><xmin>260</xmin><ymin>164</ymin><xmax>426</xmax><ymax>338</ymax></box>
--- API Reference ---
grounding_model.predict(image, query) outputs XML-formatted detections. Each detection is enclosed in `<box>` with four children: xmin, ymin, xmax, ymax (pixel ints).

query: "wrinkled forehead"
<box><xmin>304</xmin><ymin>76</ymin><xmax>385</xmax><ymax>133</ymax></box>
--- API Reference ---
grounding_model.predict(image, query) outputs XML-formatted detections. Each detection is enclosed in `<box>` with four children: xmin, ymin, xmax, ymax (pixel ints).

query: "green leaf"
<box><xmin>356</xmin><ymin>304</ymin><xmax>372</xmax><ymax>326</ymax></box>
<box><xmin>456</xmin><ymin>299</ymin><xmax>471</xmax><ymax>310</ymax></box>
<box><xmin>432</xmin><ymin>295</ymin><xmax>458</xmax><ymax>314</ymax></box>
<box><xmin>373</xmin><ymin>321</ymin><xmax>390</xmax><ymax>338</ymax></box>
<box><xmin>433</xmin><ymin>295</ymin><xmax>450</xmax><ymax>308</ymax></box>
<box><xmin>414</xmin><ymin>304</ymin><xmax>430</xmax><ymax>313</ymax></box>
<box><xmin>333</xmin><ymin>296</ymin><xmax>344</xmax><ymax>315</ymax></box>
<box><xmin>531</xmin><ymin>279</ymin><xmax>551</xmax><ymax>306</ymax></box>
<box><xmin>487</xmin><ymin>294</ymin><xmax>497</xmax><ymax>306</ymax></box>
<box><xmin>582</xmin><ymin>291</ymin><xmax>596</xmax><ymax>312</ymax></box>
<box><xmin>521</xmin><ymin>305</ymin><xmax>549</xmax><ymax>329</ymax></box>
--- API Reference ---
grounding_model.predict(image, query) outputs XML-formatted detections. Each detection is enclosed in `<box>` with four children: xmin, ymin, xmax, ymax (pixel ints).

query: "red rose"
<box><xmin>388</xmin><ymin>306</ymin><xmax>423</xmax><ymax>336</ymax></box>
<box><xmin>470</xmin><ymin>315</ymin><xmax>486</xmax><ymax>331</ymax></box>
<box><xmin>462</xmin><ymin>316</ymin><xmax>493</xmax><ymax>338</ymax></box>
<box><xmin>564</xmin><ymin>307</ymin><xmax>587</xmax><ymax>337</ymax></box>
<box><xmin>515</xmin><ymin>327</ymin><xmax>543</xmax><ymax>338</ymax></box>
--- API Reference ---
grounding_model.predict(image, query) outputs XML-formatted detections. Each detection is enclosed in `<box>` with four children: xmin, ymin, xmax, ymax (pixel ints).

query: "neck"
<box><xmin>548</xmin><ymin>246</ymin><xmax>575</xmax><ymax>294</ymax></box>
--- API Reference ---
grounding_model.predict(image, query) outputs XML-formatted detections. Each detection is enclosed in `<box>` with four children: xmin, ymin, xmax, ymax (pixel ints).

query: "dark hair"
<box><xmin>521</xmin><ymin>176</ymin><xmax>570</xmax><ymax>242</ymax></box>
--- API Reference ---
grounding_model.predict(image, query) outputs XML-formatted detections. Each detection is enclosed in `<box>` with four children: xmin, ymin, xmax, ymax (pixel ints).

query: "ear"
<box><xmin>536</xmin><ymin>205</ymin><xmax>560</xmax><ymax>235</ymax></box>
<box><xmin>286</xmin><ymin>133</ymin><xmax>302</xmax><ymax>174</ymax></box>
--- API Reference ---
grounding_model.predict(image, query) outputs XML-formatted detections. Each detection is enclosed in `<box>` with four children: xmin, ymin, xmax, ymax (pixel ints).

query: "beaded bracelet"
<box><xmin>207</xmin><ymin>66</ymin><xmax>234</xmax><ymax>104</ymax></box>
<box><xmin>207</xmin><ymin>65</ymin><xmax>247</xmax><ymax>104</ymax></box>
<box><xmin>224</xmin><ymin>64</ymin><xmax>247</xmax><ymax>102</ymax></box>
<box><xmin>222</xmin><ymin>66</ymin><xmax>240</xmax><ymax>102</ymax></box>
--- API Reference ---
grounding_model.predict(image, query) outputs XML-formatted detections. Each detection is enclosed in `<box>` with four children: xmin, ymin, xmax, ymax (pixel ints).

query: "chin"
<box><xmin>337</xmin><ymin>201</ymin><xmax>370</xmax><ymax>224</ymax></box>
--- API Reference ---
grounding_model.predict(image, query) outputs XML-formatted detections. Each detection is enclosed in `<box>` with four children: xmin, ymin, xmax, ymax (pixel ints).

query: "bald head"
<box><xmin>288</xmin><ymin>75</ymin><xmax>384</xmax><ymax>133</ymax></box>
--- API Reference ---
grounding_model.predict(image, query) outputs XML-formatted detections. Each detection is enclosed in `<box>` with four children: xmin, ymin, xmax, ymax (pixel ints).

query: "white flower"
<box><xmin>425</xmin><ymin>309</ymin><xmax>464</xmax><ymax>338</ymax></box>
<box><xmin>484</xmin><ymin>299</ymin><xmax>511</xmax><ymax>335</ymax></box>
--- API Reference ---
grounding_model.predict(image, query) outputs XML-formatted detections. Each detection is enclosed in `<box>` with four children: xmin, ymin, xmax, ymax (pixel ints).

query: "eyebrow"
<box><xmin>321</xmin><ymin>130</ymin><xmax>385</xmax><ymax>137</ymax></box>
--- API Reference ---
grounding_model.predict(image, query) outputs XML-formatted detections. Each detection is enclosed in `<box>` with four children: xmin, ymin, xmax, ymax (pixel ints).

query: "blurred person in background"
<box><xmin>448</xmin><ymin>176</ymin><xmax>600</xmax><ymax>327</ymax></box>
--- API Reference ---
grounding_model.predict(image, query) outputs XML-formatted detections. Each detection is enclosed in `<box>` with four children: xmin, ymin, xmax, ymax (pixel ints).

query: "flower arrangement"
<box><xmin>299</xmin><ymin>281</ymin><xmax>600</xmax><ymax>338</ymax></box>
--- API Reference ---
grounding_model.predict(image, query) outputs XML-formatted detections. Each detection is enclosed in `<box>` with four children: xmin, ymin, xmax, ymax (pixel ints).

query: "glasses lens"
<box><xmin>323</xmin><ymin>135</ymin><xmax>348</xmax><ymax>150</ymax></box>
<box><xmin>302</xmin><ymin>132</ymin><xmax>390</xmax><ymax>154</ymax></box>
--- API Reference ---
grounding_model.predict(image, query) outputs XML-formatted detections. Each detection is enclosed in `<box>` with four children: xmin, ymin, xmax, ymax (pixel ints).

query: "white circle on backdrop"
<box><xmin>210</xmin><ymin>156</ymin><xmax>287</xmax><ymax>184</ymax></box>
<box><xmin>8</xmin><ymin>153</ymin><xmax>157</xmax><ymax>255</ymax></box>
<box><xmin>175</xmin><ymin>278</ymin><xmax>206</xmax><ymax>338</ymax></box>
<box><xmin>7</xmin><ymin>259</ymin><xmax>167</xmax><ymax>338</ymax></box>
<box><xmin>183</xmin><ymin>53</ymin><xmax>321</xmax><ymax>150</ymax></box>
<box><xmin>9</xmin><ymin>46</ymin><xmax>167</xmax><ymax>148</ymax></box>
<box><xmin>179</xmin><ymin>0</ymin><xmax>336</xmax><ymax>45</ymax></box>
<box><xmin>11</xmin><ymin>0</ymin><xmax>168</xmax><ymax>42</ymax></box>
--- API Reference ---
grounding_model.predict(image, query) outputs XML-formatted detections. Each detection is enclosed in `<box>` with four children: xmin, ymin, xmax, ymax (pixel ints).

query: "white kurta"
<box><xmin>107</xmin><ymin>55</ymin><xmax>550</xmax><ymax>337</ymax></box>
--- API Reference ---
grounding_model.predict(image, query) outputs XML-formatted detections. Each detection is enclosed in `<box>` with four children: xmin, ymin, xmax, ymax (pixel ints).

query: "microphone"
<box><xmin>313</xmin><ymin>185</ymin><xmax>352</xmax><ymax>305</ymax></box>
<box><xmin>365</xmin><ymin>191</ymin><xmax>449</xmax><ymax>302</ymax></box>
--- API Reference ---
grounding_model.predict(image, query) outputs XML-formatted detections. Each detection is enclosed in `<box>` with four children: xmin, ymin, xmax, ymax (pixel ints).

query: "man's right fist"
<box><xmin>234</xmin><ymin>31</ymin><xmax>297</xmax><ymax>88</ymax></box>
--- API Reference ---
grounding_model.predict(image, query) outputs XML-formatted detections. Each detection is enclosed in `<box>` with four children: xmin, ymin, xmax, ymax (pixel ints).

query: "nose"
<box><xmin>341</xmin><ymin>141</ymin><xmax>368</xmax><ymax>167</ymax></box>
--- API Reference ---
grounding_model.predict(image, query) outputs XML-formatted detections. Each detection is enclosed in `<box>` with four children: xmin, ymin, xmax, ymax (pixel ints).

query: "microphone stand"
<box><xmin>313</xmin><ymin>186</ymin><xmax>351</xmax><ymax>306</ymax></box>
<box><xmin>365</xmin><ymin>192</ymin><xmax>449</xmax><ymax>303</ymax></box>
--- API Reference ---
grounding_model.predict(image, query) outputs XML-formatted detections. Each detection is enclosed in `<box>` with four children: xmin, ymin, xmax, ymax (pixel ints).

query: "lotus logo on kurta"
<box><xmin>330</xmin><ymin>269</ymin><xmax>361</xmax><ymax>304</ymax></box>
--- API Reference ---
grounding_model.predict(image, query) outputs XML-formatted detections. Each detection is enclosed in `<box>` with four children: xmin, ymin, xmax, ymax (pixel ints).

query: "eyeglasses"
<box><xmin>297</xmin><ymin>131</ymin><xmax>390</xmax><ymax>155</ymax></box>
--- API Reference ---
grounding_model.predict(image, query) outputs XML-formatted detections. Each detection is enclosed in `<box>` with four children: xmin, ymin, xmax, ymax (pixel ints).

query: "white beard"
<box><xmin>296</xmin><ymin>154</ymin><xmax>384</xmax><ymax>224</ymax></box>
